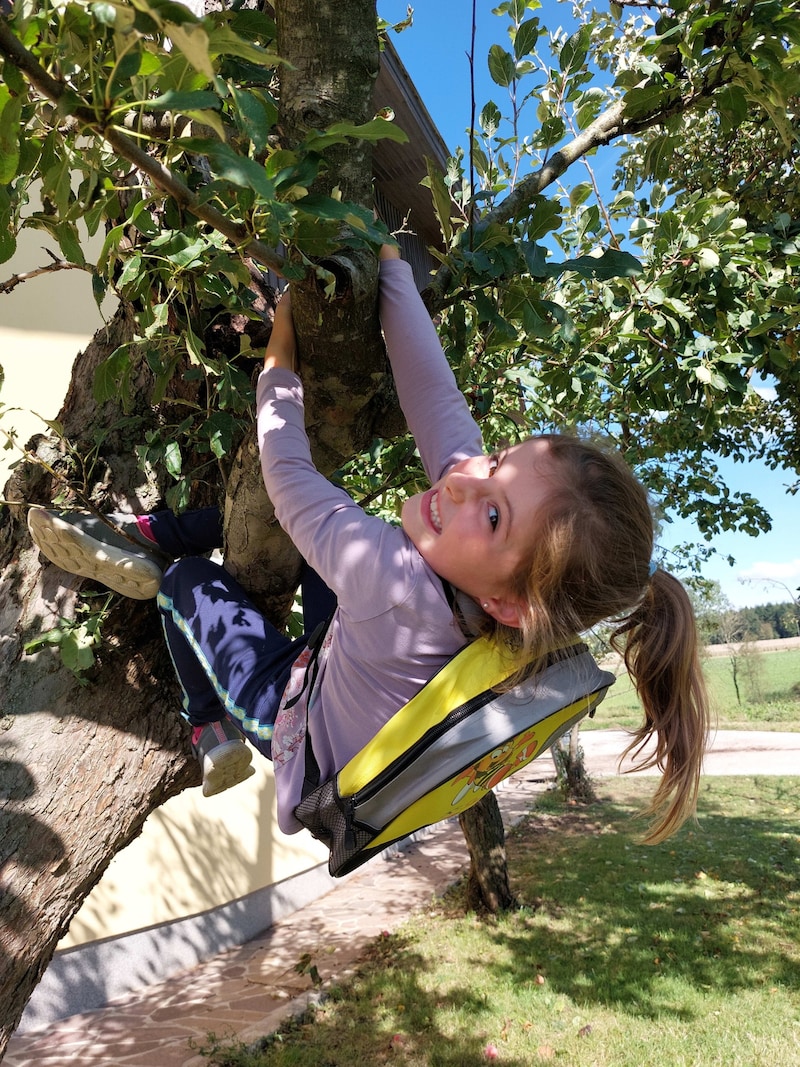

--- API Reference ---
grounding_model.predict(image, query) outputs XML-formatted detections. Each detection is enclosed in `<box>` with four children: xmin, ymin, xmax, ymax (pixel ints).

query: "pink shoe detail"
<box><xmin>135</xmin><ymin>515</ymin><xmax>158</xmax><ymax>543</ymax></box>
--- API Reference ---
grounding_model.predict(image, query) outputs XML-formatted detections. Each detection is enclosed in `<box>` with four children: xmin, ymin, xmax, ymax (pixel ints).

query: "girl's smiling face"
<box><xmin>401</xmin><ymin>438</ymin><xmax>553</xmax><ymax>627</ymax></box>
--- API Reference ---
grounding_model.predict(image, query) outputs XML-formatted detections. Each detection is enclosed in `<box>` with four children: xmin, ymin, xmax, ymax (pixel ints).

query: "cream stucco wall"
<box><xmin>2</xmin><ymin>223</ymin><xmax>328</xmax><ymax>953</ymax></box>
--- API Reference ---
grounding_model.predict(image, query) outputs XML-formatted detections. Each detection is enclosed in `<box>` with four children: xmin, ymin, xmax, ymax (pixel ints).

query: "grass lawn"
<box><xmin>590</xmin><ymin>646</ymin><xmax>800</xmax><ymax>733</ymax></box>
<box><xmin>198</xmin><ymin>776</ymin><xmax>800</xmax><ymax>1067</ymax></box>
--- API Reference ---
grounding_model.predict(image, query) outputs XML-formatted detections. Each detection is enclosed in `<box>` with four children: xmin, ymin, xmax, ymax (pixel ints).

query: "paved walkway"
<box><xmin>5</xmin><ymin>730</ymin><xmax>797</xmax><ymax>1067</ymax></box>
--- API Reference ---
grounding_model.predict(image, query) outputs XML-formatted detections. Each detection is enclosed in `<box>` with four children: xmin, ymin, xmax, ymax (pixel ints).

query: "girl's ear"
<box><xmin>482</xmin><ymin>595</ymin><xmax>523</xmax><ymax>629</ymax></box>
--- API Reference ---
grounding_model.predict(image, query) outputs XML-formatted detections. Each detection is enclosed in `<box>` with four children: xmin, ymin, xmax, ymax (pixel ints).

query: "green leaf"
<box><xmin>117</xmin><ymin>253</ymin><xmax>143</xmax><ymax>289</ymax></box>
<box><xmin>303</xmin><ymin>118</ymin><xmax>408</xmax><ymax>151</ymax></box>
<box><xmin>163</xmin><ymin>22</ymin><xmax>215</xmax><ymax>80</ymax></box>
<box><xmin>696</xmin><ymin>247</ymin><xmax>720</xmax><ymax>271</ymax></box>
<box><xmin>480</xmin><ymin>101</ymin><xmax>502</xmax><ymax>136</ymax></box>
<box><xmin>488</xmin><ymin>44</ymin><xmax>516</xmax><ymax>87</ymax></box>
<box><xmin>547</xmin><ymin>248</ymin><xmax>643</xmax><ymax>280</ymax></box>
<box><xmin>422</xmin><ymin>159</ymin><xmax>453</xmax><ymax>244</ymax></box>
<box><xmin>0</xmin><ymin>227</ymin><xmax>17</xmax><ymax>266</ymax></box>
<box><xmin>526</xmin><ymin>197</ymin><xmax>562</xmax><ymax>241</ymax></box>
<box><xmin>623</xmin><ymin>83</ymin><xmax>666</xmax><ymax>119</ymax></box>
<box><xmin>656</xmin><ymin>210</ymin><xmax>682</xmax><ymax>245</ymax></box>
<box><xmin>537</xmin><ymin>116</ymin><xmax>565</xmax><ymax>148</ymax></box>
<box><xmin>164</xmin><ymin>440</ymin><xmax>182</xmax><ymax>477</ymax></box>
<box><xmin>0</xmin><ymin>187</ymin><xmax>16</xmax><ymax>265</ymax></box>
<box><xmin>229</xmin><ymin>8</ymin><xmax>276</xmax><ymax>42</ymax></box>
<box><xmin>230</xmin><ymin>85</ymin><xmax>274</xmax><ymax>154</ymax></box>
<box><xmin>181</xmin><ymin>138</ymin><xmax>275</xmax><ymax>200</ymax></box>
<box><xmin>205</xmin><ymin>25</ymin><xmax>277</xmax><ymax>66</ymax></box>
<box><xmin>521</xmin><ymin>241</ymin><xmax>548</xmax><ymax>277</ymax></box>
<box><xmin>54</xmin><ymin>222</ymin><xmax>86</xmax><ymax>266</ymax></box>
<box><xmin>575</xmin><ymin>88</ymin><xmax>605</xmax><ymax>130</ymax></box>
<box><xmin>514</xmin><ymin>17</ymin><xmax>540</xmax><ymax>59</ymax></box>
<box><xmin>0</xmin><ymin>88</ymin><xmax>23</xmax><ymax>185</ymax></box>
<box><xmin>94</xmin><ymin>346</ymin><xmax>133</xmax><ymax>405</ymax></box>
<box><xmin>60</xmin><ymin>630</ymin><xmax>96</xmax><ymax>674</ymax></box>
<box><xmin>559</xmin><ymin>25</ymin><xmax>591</xmax><ymax>73</ymax></box>
<box><xmin>147</xmin><ymin>89</ymin><xmax>221</xmax><ymax>112</ymax></box>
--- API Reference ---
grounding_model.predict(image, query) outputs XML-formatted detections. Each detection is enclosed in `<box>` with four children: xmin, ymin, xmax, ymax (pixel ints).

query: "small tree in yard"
<box><xmin>717</xmin><ymin>607</ymin><xmax>748</xmax><ymax>704</ymax></box>
<box><xmin>0</xmin><ymin>0</ymin><xmax>798</xmax><ymax>1051</ymax></box>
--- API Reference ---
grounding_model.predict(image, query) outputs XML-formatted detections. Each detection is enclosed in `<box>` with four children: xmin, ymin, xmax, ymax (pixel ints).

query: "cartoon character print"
<box><xmin>450</xmin><ymin>727</ymin><xmax>540</xmax><ymax>808</ymax></box>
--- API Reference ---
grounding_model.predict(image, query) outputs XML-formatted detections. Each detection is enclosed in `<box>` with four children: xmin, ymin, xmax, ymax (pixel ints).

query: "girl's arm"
<box><xmin>378</xmin><ymin>255</ymin><xmax>484</xmax><ymax>483</ymax></box>
<box><xmin>263</xmin><ymin>293</ymin><xmax>297</xmax><ymax>373</ymax></box>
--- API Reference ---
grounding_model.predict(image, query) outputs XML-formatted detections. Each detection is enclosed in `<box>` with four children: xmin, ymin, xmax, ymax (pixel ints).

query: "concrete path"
<box><xmin>4</xmin><ymin>730</ymin><xmax>797</xmax><ymax>1067</ymax></box>
<box><xmin>581</xmin><ymin>728</ymin><xmax>800</xmax><ymax>777</ymax></box>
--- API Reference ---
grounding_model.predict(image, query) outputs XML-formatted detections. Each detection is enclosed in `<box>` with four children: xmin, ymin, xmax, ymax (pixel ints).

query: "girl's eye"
<box><xmin>488</xmin><ymin>504</ymin><xmax>499</xmax><ymax>530</ymax></box>
<box><xmin>488</xmin><ymin>453</ymin><xmax>499</xmax><ymax>476</ymax></box>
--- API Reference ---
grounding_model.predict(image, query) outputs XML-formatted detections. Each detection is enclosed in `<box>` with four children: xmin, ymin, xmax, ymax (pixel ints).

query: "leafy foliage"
<box><xmin>410</xmin><ymin>0</ymin><xmax>799</xmax><ymax>552</ymax></box>
<box><xmin>0</xmin><ymin>0</ymin><xmax>797</xmax><ymax>559</ymax></box>
<box><xmin>0</xmin><ymin>0</ymin><xmax>399</xmax><ymax>508</ymax></box>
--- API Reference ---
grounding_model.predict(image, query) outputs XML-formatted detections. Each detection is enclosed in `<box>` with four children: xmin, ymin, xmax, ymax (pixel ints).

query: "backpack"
<box><xmin>294</xmin><ymin>634</ymin><xmax>615</xmax><ymax>877</ymax></box>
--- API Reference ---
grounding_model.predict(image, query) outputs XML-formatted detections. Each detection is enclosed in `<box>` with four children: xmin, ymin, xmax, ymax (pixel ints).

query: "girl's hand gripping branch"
<box><xmin>263</xmin><ymin>292</ymin><xmax>298</xmax><ymax>374</ymax></box>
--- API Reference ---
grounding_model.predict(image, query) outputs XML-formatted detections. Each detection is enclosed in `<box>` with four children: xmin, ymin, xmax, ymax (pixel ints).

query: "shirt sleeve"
<box><xmin>257</xmin><ymin>369</ymin><xmax>419</xmax><ymax>619</ymax></box>
<box><xmin>378</xmin><ymin>257</ymin><xmax>484</xmax><ymax>482</ymax></box>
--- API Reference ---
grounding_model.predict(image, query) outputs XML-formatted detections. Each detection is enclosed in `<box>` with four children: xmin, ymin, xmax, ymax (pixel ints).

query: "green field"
<box><xmin>590</xmin><ymin>646</ymin><xmax>800</xmax><ymax>733</ymax></box>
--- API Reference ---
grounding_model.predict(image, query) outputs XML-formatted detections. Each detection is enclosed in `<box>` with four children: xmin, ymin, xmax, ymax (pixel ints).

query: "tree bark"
<box><xmin>0</xmin><ymin>308</ymin><xmax>199</xmax><ymax>1054</ymax></box>
<box><xmin>555</xmin><ymin>724</ymin><xmax>596</xmax><ymax>804</ymax></box>
<box><xmin>458</xmin><ymin>794</ymin><xmax>517</xmax><ymax>913</ymax></box>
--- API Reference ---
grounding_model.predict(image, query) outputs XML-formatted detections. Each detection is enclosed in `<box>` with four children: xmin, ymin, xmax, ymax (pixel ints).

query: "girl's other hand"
<box><xmin>379</xmin><ymin>241</ymin><xmax>401</xmax><ymax>261</ymax></box>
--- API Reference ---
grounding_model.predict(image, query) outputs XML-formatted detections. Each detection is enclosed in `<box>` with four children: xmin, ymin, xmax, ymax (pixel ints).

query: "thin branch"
<box><xmin>0</xmin><ymin>19</ymin><xmax>288</xmax><ymax>277</ymax></box>
<box><xmin>1</xmin><ymin>257</ymin><xmax>95</xmax><ymax>295</ymax></box>
<box><xmin>468</xmin><ymin>0</ymin><xmax>477</xmax><ymax>250</ymax></box>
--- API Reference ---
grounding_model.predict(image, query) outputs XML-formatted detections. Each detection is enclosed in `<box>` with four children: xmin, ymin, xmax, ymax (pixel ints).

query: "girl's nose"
<box><xmin>445</xmin><ymin>470</ymin><xmax>479</xmax><ymax>502</ymax></box>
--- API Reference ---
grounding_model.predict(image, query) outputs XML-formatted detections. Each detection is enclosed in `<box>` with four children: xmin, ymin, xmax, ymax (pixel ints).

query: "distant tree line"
<box><xmin>706</xmin><ymin>601</ymin><xmax>799</xmax><ymax>645</ymax></box>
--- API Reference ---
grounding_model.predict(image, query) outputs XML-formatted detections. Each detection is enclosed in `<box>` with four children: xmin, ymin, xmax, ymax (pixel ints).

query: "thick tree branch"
<box><xmin>0</xmin><ymin>18</ymin><xmax>287</xmax><ymax>276</ymax></box>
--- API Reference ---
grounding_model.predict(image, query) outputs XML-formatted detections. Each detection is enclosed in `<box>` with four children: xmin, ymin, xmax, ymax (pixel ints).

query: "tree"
<box><xmin>1</xmin><ymin>0</ymin><xmax>798</xmax><ymax>1052</ymax></box>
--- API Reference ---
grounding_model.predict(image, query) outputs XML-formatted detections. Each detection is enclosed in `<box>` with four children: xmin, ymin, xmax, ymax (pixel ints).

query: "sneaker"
<box><xmin>27</xmin><ymin>508</ymin><xmax>168</xmax><ymax>600</ymax></box>
<box><xmin>191</xmin><ymin>720</ymin><xmax>255</xmax><ymax>797</ymax></box>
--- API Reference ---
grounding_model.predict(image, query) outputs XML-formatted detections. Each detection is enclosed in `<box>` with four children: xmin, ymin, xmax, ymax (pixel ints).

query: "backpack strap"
<box><xmin>443</xmin><ymin>580</ymin><xmax>484</xmax><ymax>639</ymax></box>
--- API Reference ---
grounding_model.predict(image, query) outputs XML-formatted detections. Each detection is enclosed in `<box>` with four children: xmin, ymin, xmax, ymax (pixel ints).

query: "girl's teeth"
<box><xmin>430</xmin><ymin>491</ymin><xmax>442</xmax><ymax>532</ymax></box>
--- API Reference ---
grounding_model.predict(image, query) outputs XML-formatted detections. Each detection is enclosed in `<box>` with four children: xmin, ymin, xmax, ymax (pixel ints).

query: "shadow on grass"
<box><xmin>489</xmin><ymin>776</ymin><xmax>800</xmax><ymax>1022</ymax></box>
<box><xmin>199</xmin><ymin>778</ymin><xmax>800</xmax><ymax>1066</ymax></box>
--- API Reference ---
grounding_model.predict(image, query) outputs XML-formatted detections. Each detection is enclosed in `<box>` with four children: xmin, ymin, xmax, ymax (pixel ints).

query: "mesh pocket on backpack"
<box><xmin>294</xmin><ymin>780</ymin><xmax>378</xmax><ymax>876</ymax></box>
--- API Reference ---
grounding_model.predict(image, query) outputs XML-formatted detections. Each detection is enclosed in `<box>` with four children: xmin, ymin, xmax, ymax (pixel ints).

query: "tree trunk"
<box><xmin>458</xmin><ymin>794</ymin><xmax>517</xmax><ymax>913</ymax></box>
<box><xmin>552</xmin><ymin>724</ymin><xmax>596</xmax><ymax>803</ymax></box>
<box><xmin>0</xmin><ymin>309</ymin><xmax>199</xmax><ymax>1054</ymax></box>
<box><xmin>224</xmin><ymin>0</ymin><xmax>405</xmax><ymax>606</ymax></box>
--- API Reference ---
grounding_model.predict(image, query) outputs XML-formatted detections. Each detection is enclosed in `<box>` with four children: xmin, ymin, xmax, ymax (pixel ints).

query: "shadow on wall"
<box><xmin>18</xmin><ymin>762</ymin><xmax>333</xmax><ymax>1032</ymax></box>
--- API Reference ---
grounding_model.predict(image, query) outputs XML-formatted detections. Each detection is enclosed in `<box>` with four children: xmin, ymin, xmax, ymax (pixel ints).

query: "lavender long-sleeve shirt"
<box><xmin>257</xmin><ymin>258</ymin><xmax>484</xmax><ymax>833</ymax></box>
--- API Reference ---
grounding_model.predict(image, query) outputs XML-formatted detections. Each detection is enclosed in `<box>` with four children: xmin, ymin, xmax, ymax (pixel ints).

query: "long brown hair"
<box><xmin>489</xmin><ymin>434</ymin><xmax>710</xmax><ymax>843</ymax></box>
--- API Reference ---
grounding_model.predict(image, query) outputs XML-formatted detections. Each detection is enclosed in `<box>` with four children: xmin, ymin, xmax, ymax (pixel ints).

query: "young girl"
<box><xmin>28</xmin><ymin>245</ymin><xmax>709</xmax><ymax>844</ymax></box>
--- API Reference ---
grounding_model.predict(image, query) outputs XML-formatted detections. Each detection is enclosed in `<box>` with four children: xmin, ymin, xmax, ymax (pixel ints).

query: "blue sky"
<box><xmin>378</xmin><ymin>0</ymin><xmax>799</xmax><ymax>609</ymax></box>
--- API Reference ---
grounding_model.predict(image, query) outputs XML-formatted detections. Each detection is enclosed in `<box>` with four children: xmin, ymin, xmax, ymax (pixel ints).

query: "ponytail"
<box><xmin>611</xmin><ymin>569</ymin><xmax>712</xmax><ymax>843</ymax></box>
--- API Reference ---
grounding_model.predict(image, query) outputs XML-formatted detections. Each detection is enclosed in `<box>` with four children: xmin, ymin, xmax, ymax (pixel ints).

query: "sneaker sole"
<box><xmin>28</xmin><ymin>509</ymin><xmax>163</xmax><ymax>600</ymax></box>
<box><xmin>201</xmin><ymin>739</ymin><xmax>255</xmax><ymax>797</ymax></box>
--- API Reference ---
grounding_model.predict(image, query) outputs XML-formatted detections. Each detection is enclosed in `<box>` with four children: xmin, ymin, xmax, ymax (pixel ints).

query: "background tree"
<box><xmin>1</xmin><ymin>0</ymin><xmax>798</xmax><ymax>1052</ymax></box>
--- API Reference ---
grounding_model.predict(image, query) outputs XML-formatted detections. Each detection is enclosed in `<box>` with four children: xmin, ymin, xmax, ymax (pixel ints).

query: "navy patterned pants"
<box><xmin>150</xmin><ymin>508</ymin><xmax>335</xmax><ymax>757</ymax></box>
